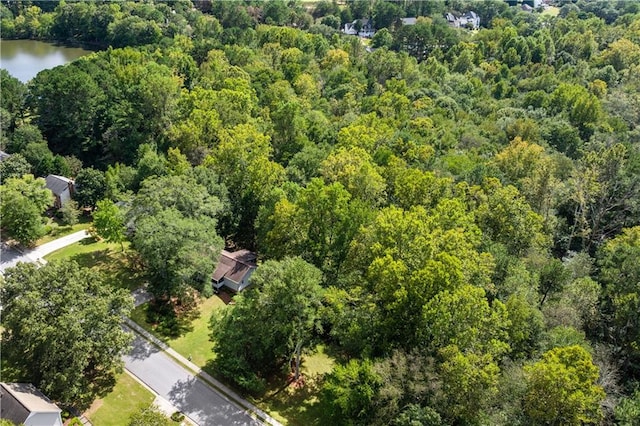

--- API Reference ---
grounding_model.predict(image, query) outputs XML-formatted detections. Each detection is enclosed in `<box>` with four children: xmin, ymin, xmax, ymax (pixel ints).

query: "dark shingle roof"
<box><xmin>212</xmin><ymin>250</ymin><xmax>257</xmax><ymax>284</ymax></box>
<box><xmin>45</xmin><ymin>175</ymin><xmax>73</xmax><ymax>196</ymax></box>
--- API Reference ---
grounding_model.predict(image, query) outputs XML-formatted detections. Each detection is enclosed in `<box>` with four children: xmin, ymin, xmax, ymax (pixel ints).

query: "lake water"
<box><xmin>0</xmin><ymin>40</ymin><xmax>93</xmax><ymax>83</ymax></box>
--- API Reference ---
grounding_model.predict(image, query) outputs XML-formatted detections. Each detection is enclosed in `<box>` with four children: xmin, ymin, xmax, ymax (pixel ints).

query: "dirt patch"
<box><xmin>82</xmin><ymin>398</ymin><xmax>103</xmax><ymax>418</ymax></box>
<box><xmin>216</xmin><ymin>290</ymin><xmax>235</xmax><ymax>305</ymax></box>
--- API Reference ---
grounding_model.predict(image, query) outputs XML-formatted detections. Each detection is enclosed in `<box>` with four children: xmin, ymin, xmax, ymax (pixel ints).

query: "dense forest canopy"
<box><xmin>1</xmin><ymin>0</ymin><xmax>640</xmax><ymax>424</ymax></box>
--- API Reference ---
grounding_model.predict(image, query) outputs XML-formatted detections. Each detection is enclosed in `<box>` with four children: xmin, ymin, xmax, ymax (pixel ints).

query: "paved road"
<box><xmin>1</xmin><ymin>231</ymin><xmax>272</xmax><ymax>425</ymax></box>
<box><xmin>124</xmin><ymin>331</ymin><xmax>261</xmax><ymax>426</ymax></box>
<box><xmin>0</xmin><ymin>230</ymin><xmax>90</xmax><ymax>273</ymax></box>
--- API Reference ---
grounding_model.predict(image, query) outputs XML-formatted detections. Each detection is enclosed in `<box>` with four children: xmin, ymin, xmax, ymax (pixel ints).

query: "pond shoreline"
<box><xmin>0</xmin><ymin>39</ymin><xmax>95</xmax><ymax>83</ymax></box>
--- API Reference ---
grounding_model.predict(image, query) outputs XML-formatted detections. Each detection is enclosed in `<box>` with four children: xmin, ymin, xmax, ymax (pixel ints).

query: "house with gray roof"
<box><xmin>0</xmin><ymin>383</ymin><xmax>63</xmax><ymax>426</ymax></box>
<box><xmin>45</xmin><ymin>175</ymin><xmax>74</xmax><ymax>209</ymax></box>
<box><xmin>212</xmin><ymin>249</ymin><xmax>257</xmax><ymax>292</ymax></box>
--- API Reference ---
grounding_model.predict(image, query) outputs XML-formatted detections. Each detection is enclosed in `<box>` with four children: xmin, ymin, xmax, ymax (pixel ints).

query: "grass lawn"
<box><xmin>86</xmin><ymin>372</ymin><xmax>155</xmax><ymax>426</ymax></box>
<box><xmin>130</xmin><ymin>296</ymin><xmax>226</xmax><ymax>368</ymax></box>
<box><xmin>44</xmin><ymin>238</ymin><xmax>146</xmax><ymax>291</ymax></box>
<box><xmin>37</xmin><ymin>215</ymin><xmax>93</xmax><ymax>245</ymax></box>
<box><xmin>542</xmin><ymin>6</ymin><xmax>560</xmax><ymax>16</ymax></box>
<box><xmin>253</xmin><ymin>345</ymin><xmax>336</xmax><ymax>425</ymax></box>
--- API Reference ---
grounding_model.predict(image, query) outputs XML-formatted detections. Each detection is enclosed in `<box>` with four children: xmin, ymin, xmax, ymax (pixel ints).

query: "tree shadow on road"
<box><xmin>125</xmin><ymin>334</ymin><xmax>163</xmax><ymax>361</ymax></box>
<box><xmin>167</xmin><ymin>377</ymin><xmax>261</xmax><ymax>426</ymax></box>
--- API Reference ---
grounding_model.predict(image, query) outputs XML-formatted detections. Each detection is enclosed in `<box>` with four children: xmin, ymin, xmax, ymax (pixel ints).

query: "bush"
<box><xmin>170</xmin><ymin>411</ymin><xmax>185</xmax><ymax>422</ymax></box>
<box><xmin>59</xmin><ymin>200</ymin><xmax>79</xmax><ymax>226</ymax></box>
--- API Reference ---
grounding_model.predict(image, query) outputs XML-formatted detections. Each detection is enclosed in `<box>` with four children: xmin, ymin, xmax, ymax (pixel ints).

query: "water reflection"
<box><xmin>0</xmin><ymin>40</ymin><xmax>93</xmax><ymax>83</ymax></box>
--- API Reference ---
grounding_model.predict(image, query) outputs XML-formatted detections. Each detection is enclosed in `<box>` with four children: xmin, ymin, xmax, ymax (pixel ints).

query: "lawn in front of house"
<box><xmin>130</xmin><ymin>295</ymin><xmax>227</xmax><ymax>368</ymax></box>
<box><xmin>86</xmin><ymin>372</ymin><xmax>155</xmax><ymax>426</ymax></box>
<box><xmin>44</xmin><ymin>238</ymin><xmax>145</xmax><ymax>291</ymax></box>
<box><xmin>36</xmin><ymin>215</ymin><xmax>93</xmax><ymax>245</ymax></box>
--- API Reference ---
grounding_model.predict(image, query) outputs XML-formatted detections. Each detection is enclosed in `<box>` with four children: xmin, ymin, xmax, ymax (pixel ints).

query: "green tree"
<box><xmin>210</xmin><ymin>257</ymin><xmax>323</xmax><ymax>392</ymax></box>
<box><xmin>107</xmin><ymin>16</ymin><xmax>162</xmax><ymax>48</ymax></box>
<box><xmin>523</xmin><ymin>345</ymin><xmax>605</xmax><ymax>425</ymax></box>
<box><xmin>0</xmin><ymin>153</ymin><xmax>31</xmax><ymax>184</ymax></box>
<box><xmin>133</xmin><ymin>208</ymin><xmax>223</xmax><ymax>304</ymax></box>
<box><xmin>338</xmin><ymin>203</ymin><xmax>492</xmax><ymax>353</ymax></box>
<box><xmin>59</xmin><ymin>199</ymin><xmax>79</xmax><ymax>226</ymax></box>
<box><xmin>598</xmin><ymin>227</ymin><xmax>640</xmax><ymax>375</ymax></box>
<box><xmin>74</xmin><ymin>167</ymin><xmax>106</xmax><ymax>209</ymax></box>
<box><xmin>615</xmin><ymin>389</ymin><xmax>640</xmax><ymax>426</ymax></box>
<box><xmin>372</xmin><ymin>28</ymin><xmax>393</xmax><ymax>49</ymax></box>
<box><xmin>128</xmin><ymin>406</ymin><xmax>172</xmax><ymax>426</ymax></box>
<box><xmin>0</xmin><ymin>69</ymin><xmax>26</xmax><ymax>131</ymax></box>
<box><xmin>0</xmin><ymin>261</ymin><xmax>133</xmax><ymax>407</ymax></box>
<box><xmin>129</xmin><ymin>175</ymin><xmax>222</xmax><ymax>223</ymax></box>
<box><xmin>28</xmin><ymin>65</ymin><xmax>105</xmax><ymax>162</ymax></box>
<box><xmin>392</xmin><ymin>404</ymin><xmax>441</xmax><ymax>426</ymax></box>
<box><xmin>423</xmin><ymin>285</ymin><xmax>510</xmax><ymax>358</ymax></box>
<box><xmin>320</xmin><ymin>146</ymin><xmax>386</xmax><ymax>206</ymax></box>
<box><xmin>258</xmin><ymin>178</ymin><xmax>371</xmax><ymax>280</ymax></box>
<box><xmin>322</xmin><ymin>359</ymin><xmax>382</xmax><ymax>425</ymax></box>
<box><xmin>470</xmin><ymin>178</ymin><xmax>549</xmax><ymax>256</ymax></box>
<box><xmin>0</xmin><ymin>174</ymin><xmax>53</xmax><ymax>246</ymax></box>
<box><xmin>206</xmin><ymin>124</ymin><xmax>285</xmax><ymax>246</ymax></box>
<box><xmin>437</xmin><ymin>345</ymin><xmax>501</xmax><ymax>424</ymax></box>
<box><xmin>22</xmin><ymin>142</ymin><xmax>56</xmax><ymax>177</ymax></box>
<box><xmin>92</xmin><ymin>199</ymin><xmax>125</xmax><ymax>251</ymax></box>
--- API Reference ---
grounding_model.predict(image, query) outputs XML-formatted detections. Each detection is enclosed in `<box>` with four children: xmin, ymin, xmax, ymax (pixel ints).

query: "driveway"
<box><xmin>0</xmin><ymin>230</ymin><xmax>90</xmax><ymax>273</ymax></box>
<box><xmin>124</xmin><ymin>331</ymin><xmax>261</xmax><ymax>426</ymax></box>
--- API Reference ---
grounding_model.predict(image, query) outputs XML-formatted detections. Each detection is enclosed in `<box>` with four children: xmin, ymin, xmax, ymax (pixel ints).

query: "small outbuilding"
<box><xmin>0</xmin><ymin>382</ymin><xmax>63</xmax><ymax>426</ymax></box>
<box><xmin>212</xmin><ymin>249</ymin><xmax>257</xmax><ymax>293</ymax></box>
<box><xmin>45</xmin><ymin>175</ymin><xmax>75</xmax><ymax>209</ymax></box>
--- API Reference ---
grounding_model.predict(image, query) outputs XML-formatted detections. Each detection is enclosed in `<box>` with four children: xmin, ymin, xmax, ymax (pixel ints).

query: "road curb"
<box><xmin>124</xmin><ymin>318</ymin><xmax>282</xmax><ymax>426</ymax></box>
<box><xmin>123</xmin><ymin>370</ymin><xmax>197</xmax><ymax>426</ymax></box>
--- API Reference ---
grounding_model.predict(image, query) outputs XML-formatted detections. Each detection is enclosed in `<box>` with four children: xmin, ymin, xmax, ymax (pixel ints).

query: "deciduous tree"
<box><xmin>74</xmin><ymin>167</ymin><xmax>107</xmax><ymax>209</ymax></box>
<box><xmin>210</xmin><ymin>257</ymin><xmax>323</xmax><ymax>392</ymax></box>
<box><xmin>523</xmin><ymin>345</ymin><xmax>605</xmax><ymax>425</ymax></box>
<box><xmin>0</xmin><ymin>261</ymin><xmax>133</xmax><ymax>407</ymax></box>
<box><xmin>0</xmin><ymin>174</ymin><xmax>53</xmax><ymax>246</ymax></box>
<box><xmin>92</xmin><ymin>199</ymin><xmax>125</xmax><ymax>251</ymax></box>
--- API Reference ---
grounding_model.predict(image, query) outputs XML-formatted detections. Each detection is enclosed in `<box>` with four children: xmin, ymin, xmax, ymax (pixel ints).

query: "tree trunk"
<box><xmin>293</xmin><ymin>340</ymin><xmax>303</xmax><ymax>381</ymax></box>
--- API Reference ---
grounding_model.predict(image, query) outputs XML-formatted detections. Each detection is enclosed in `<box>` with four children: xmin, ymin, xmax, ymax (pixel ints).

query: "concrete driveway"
<box><xmin>124</xmin><ymin>331</ymin><xmax>261</xmax><ymax>426</ymax></box>
<box><xmin>0</xmin><ymin>230</ymin><xmax>90</xmax><ymax>273</ymax></box>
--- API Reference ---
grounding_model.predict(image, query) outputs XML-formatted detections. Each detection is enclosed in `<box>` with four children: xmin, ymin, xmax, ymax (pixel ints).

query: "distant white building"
<box><xmin>445</xmin><ymin>11</ymin><xmax>480</xmax><ymax>30</ymax></box>
<box><xmin>400</xmin><ymin>17</ymin><xmax>417</xmax><ymax>26</ymax></box>
<box><xmin>0</xmin><ymin>383</ymin><xmax>63</xmax><ymax>426</ymax></box>
<box><xmin>343</xmin><ymin>18</ymin><xmax>376</xmax><ymax>38</ymax></box>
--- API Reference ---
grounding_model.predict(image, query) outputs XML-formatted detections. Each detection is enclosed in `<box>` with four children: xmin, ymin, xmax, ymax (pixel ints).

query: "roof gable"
<box><xmin>212</xmin><ymin>250</ymin><xmax>257</xmax><ymax>284</ymax></box>
<box><xmin>45</xmin><ymin>175</ymin><xmax>74</xmax><ymax>196</ymax></box>
<box><xmin>1</xmin><ymin>383</ymin><xmax>61</xmax><ymax>425</ymax></box>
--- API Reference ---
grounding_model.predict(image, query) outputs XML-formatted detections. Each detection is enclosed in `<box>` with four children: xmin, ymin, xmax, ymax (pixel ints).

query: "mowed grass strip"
<box><xmin>44</xmin><ymin>238</ymin><xmax>146</xmax><ymax>291</ymax></box>
<box><xmin>130</xmin><ymin>296</ymin><xmax>226</xmax><ymax>368</ymax></box>
<box><xmin>86</xmin><ymin>372</ymin><xmax>155</xmax><ymax>426</ymax></box>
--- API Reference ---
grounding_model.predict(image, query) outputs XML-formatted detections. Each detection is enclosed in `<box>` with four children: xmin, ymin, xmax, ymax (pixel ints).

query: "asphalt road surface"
<box><xmin>124</xmin><ymin>331</ymin><xmax>261</xmax><ymax>426</ymax></box>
